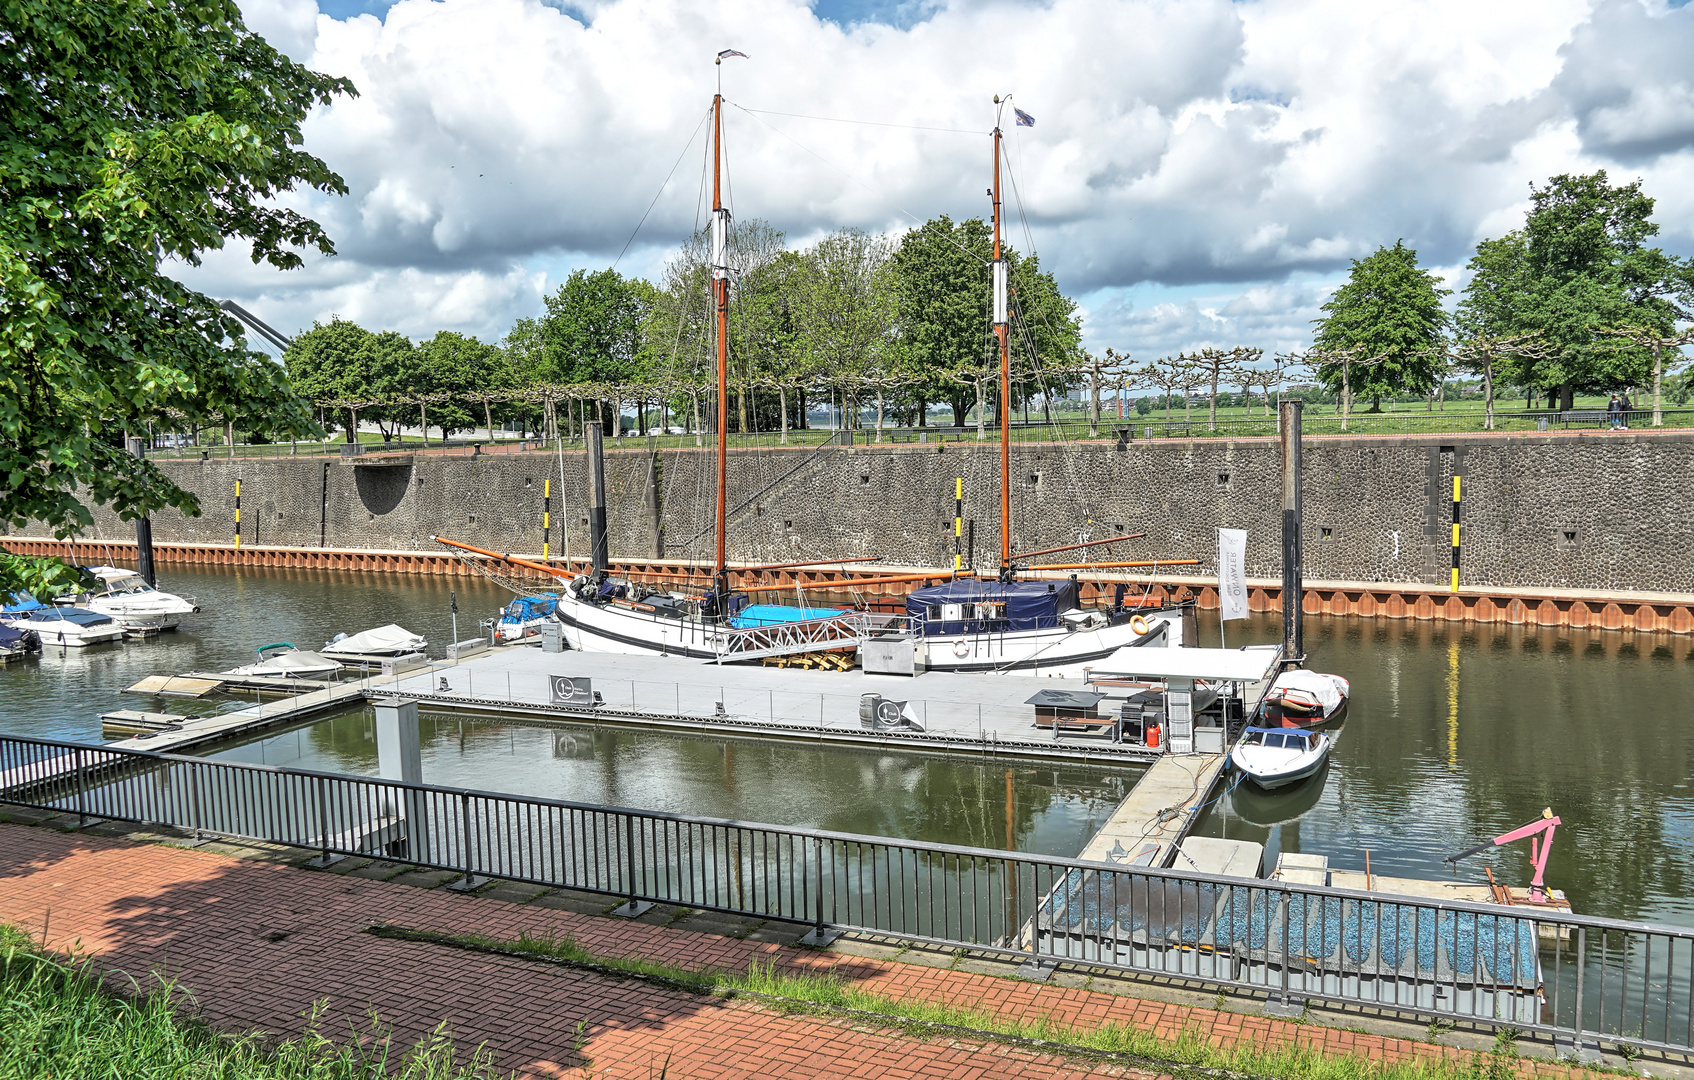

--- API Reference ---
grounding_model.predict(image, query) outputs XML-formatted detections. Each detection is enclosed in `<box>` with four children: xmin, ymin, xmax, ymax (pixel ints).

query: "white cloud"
<box><xmin>209</xmin><ymin>0</ymin><xmax>1694</xmax><ymax>354</ymax></box>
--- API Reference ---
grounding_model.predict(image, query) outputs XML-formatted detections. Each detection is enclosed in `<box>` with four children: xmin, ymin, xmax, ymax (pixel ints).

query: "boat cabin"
<box><xmin>905</xmin><ymin>579</ymin><xmax>1081</xmax><ymax>635</ymax></box>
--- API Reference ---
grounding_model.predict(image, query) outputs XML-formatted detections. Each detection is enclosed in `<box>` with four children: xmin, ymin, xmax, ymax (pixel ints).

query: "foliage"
<box><xmin>540</xmin><ymin>268</ymin><xmax>653</xmax><ymax>387</ymax></box>
<box><xmin>408</xmin><ymin>331</ymin><xmax>510</xmax><ymax>438</ymax></box>
<box><xmin>285</xmin><ymin>318</ymin><xmax>388</xmax><ymax>439</ymax></box>
<box><xmin>0</xmin><ymin>0</ymin><xmax>350</xmax><ymax>540</ymax></box>
<box><xmin>0</xmin><ymin>548</ymin><xmax>94</xmax><ymax>600</ymax></box>
<box><xmin>0</xmin><ymin>925</ymin><xmax>497</xmax><ymax>1078</ymax></box>
<box><xmin>1458</xmin><ymin>172</ymin><xmax>1694</xmax><ymax>401</ymax></box>
<box><xmin>890</xmin><ymin>216</ymin><xmax>1082</xmax><ymax>425</ymax></box>
<box><xmin>0</xmin><ymin>0</ymin><xmax>352</xmax><ymax>597</ymax></box>
<box><xmin>1311</xmin><ymin>240</ymin><xmax>1451</xmax><ymax>408</ymax></box>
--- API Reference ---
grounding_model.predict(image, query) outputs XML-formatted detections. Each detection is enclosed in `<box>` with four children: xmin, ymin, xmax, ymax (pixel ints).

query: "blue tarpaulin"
<box><xmin>729</xmin><ymin>604</ymin><xmax>846</xmax><ymax>629</ymax></box>
<box><xmin>500</xmin><ymin>594</ymin><xmax>558</xmax><ymax>624</ymax></box>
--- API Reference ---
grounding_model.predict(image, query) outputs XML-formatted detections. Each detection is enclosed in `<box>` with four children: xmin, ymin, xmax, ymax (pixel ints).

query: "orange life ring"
<box><xmin>1129</xmin><ymin>615</ymin><xmax>1151</xmax><ymax>636</ymax></box>
<box><xmin>952</xmin><ymin>639</ymin><xmax>969</xmax><ymax>658</ymax></box>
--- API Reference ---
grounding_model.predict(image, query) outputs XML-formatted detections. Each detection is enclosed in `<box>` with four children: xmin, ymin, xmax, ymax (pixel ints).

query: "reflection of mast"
<box><xmin>990</xmin><ymin>100</ymin><xmax>1011</xmax><ymax>576</ymax></box>
<box><xmin>711</xmin><ymin>63</ymin><xmax>731</xmax><ymax>599</ymax></box>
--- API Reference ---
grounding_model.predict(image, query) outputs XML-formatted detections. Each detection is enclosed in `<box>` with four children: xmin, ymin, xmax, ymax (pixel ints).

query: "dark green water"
<box><xmin>2</xmin><ymin>565</ymin><xmax>1691</xmax><ymax>924</ymax></box>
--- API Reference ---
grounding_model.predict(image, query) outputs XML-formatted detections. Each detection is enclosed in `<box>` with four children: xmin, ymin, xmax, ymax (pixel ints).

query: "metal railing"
<box><xmin>2</xmin><ymin>731</ymin><xmax>1691</xmax><ymax>1056</ymax></box>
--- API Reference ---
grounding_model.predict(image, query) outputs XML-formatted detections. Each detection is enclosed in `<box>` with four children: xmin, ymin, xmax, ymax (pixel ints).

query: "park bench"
<box><xmin>1557</xmin><ymin>410</ymin><xmax>1609</xmax><ymax>429</ymax></box>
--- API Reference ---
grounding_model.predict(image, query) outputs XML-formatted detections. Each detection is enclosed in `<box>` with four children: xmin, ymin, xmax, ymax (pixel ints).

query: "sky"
<box><xmin>202</xmin><ymin>0</ymin><xmax>1694</xmax><ymax>361</ymax></box>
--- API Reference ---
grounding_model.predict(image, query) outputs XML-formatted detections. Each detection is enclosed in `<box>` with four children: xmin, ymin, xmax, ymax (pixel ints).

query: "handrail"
<box><xmin>5</xmin><ymin>730</ymin><xmax>1693</xmax><ymax>1056</ymax></box>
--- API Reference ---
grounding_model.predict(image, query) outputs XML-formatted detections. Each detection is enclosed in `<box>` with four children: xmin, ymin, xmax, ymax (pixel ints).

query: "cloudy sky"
<box><xmin>202</xmin><ymin>0</ymin><xmax>1694</xmax><ymax>360</ymax></box>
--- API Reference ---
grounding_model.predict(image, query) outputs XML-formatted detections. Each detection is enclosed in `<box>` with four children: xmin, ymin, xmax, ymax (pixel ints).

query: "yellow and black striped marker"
<box><xmin>1450</xmin><ymin>475</ymin><xmax>1460</xmax><ymax>592</ymax></box>
<box><xmin>234</xmin><ymin>477</ymin><xmax>242</xmax><ymax>550</ymax></box>
<box><xmin>953</xmin><ymin>477</ymin><xmax>963</xmax><ymax>573</ymax></box>
<box><xmin>542</xmin><ymin>478</ymin><xmax>552</xmax><ymax>560</ymax></box>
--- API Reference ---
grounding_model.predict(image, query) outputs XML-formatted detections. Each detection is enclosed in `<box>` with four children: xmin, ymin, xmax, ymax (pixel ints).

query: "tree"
<box><xmin>791</xmin><ymin>229</ymin><xmax>896</xmax><ymax>432</ymax></box>
<box><xmin>0</xmin><ymin>0</ymin><xmax>352</xmax><ymax>593</ymax></box>
<box><xmin>891</xmin><ymin>216</ymin><xmax>1083</xmax><ymax>427</ymax></box>
<box><xmin>1311</xmin><ymin>240</ymin><xmax>1451</xmax><ymax>410</ymax></box>
<box><xmin>540</xmin><ymin>268</ymin><xmax>655</xmax><ymax>435</ymax></box>
<box><xmin>1459</xmin><ymin>173</ymin><xmax>1693</xmax><ymax>410</ymax></box>
<box><xmin>285</xmin><ymin>318</ymin><xmax>374</xmax><ymax>441</ymax></box>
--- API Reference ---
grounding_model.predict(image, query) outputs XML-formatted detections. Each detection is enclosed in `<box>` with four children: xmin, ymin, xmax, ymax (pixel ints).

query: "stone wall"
<box><xmin>15</xmin><ymin>431</ymin><xmax>1694</xmax><ymax>594</ymax></box>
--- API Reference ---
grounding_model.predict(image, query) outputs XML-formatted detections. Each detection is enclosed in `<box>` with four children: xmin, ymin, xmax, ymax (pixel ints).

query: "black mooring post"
<box><xmin>128</xmin><ymin>437</ymin><xmax>156</xmax><ymax>586</ymax></box>
<box><xmin>1279</xmin><ymin>399</ymin><xmax>1303</xmax><ymax>667</ymax></box>
<box><xmin>585</xmin><ymin>425</ymin><xmax>609</xmax><ymax>574</ymax></box>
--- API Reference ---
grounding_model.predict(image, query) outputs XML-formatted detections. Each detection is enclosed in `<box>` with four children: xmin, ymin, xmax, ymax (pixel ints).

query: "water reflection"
<box><xmin>207</xmin><ymin>707</ymin><xmax>1140</xmax><ymax>858</ymax></box>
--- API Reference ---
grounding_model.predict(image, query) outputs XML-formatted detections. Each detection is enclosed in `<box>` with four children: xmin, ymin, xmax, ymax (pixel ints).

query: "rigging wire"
<box><xmin>612</xmin><ymin>105</ymin><xmax>714</xmax><ymax>272</ymax></box>
<box><xmin>735</xmin><ymin>105</ymin><xmax>983</xmax><ymax>135</ymax></box>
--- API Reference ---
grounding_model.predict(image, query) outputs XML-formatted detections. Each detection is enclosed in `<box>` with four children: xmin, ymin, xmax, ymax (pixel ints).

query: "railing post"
<box><xmin>1265</xmin><ymin>884</ymin><xmax>1304</xmax><ymax>1016</ymax></box>
<box><xmin>612</xmin><ymin>811</ymin><xmax>654</xmax><ymax>917</ymax></box>
<box><xmin>448</xmin><ymin>790</ymin><xmax>489</xmax><ymax>891</ymax></box>
<box><xmin>799</xmin><ymin>834</ymin><xmax>839</xmax><ymax>946</ymax></box>
<box><xmin>73</xmin><ymin>747</ymin><xmax>87</xmax><ymax>827</ymax></box>
<box><xmin>306</xmin><ymin>773</ymin><xmax>343</xmax><ymax>868</ymax></box>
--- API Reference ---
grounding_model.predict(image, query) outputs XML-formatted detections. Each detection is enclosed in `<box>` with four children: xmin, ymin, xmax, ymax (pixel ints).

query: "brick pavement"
<box><xmin>0</xmin><ymin>821</ymin><xmax>1595</xmax><ymax>1079</ymax></box>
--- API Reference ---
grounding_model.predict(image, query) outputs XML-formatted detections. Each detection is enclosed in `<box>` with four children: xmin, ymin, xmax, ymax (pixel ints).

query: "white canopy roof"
<box><xmin>1089</xmin><ymin>645</ymin><xmax>1282</xmax><ymax>683</ymax></box>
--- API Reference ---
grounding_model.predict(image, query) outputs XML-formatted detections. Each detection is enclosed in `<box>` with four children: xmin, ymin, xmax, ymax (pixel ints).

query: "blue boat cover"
<box><xmin>1</xmin><ymin>592</ymin><xmax>47</xmax><ymax>615</ymax></box>
<box><xmin>729</xmin><ymin>604</ymin><xmax>846</xmax><ymax>629</ymax></box>
<box><xmin>500</xmin><ymin>594</ymin><xmax>558</xmax><ymax>623</ymax></box>
<box><xmin>905</xmin><ymin>579</ymin><xmax>1079</xmax><ymax>634</ymax></box>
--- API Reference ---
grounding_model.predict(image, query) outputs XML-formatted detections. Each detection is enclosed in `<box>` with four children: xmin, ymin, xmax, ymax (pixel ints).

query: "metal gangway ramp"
<box><xmin>711</xmin><ymin>611</ymin><xmax>884</xmax><ymax>663</ymax></box>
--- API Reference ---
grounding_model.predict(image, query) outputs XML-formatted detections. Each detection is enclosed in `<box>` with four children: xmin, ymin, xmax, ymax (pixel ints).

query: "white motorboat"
<box><xmin>14</xmin><ymin>607</ymin><xmax>125</xmax><ymax>648</ymax></box>
<box><xmin>321</xmin><ymin>624</ymin><xmax>427</xmax><ymax>659</ymax></box>
<box><xmin>223</xmin><ymin>643</ymin><xmax>342</xmax><ymax>680</ymax></box>
<box><xmin>77</xmin><ymin>566</ymin><xmax>199</xmax><ymax>631</ymax></box>
<box><xmin>1262</xmin><ymin>670</ymin><xmax>1350</xmax><ymax>727</ymax></box>
<box><xmin>1230</xmin><ymin>727</ymin><xmax>1333</xmax><ymax>790</ymax></box>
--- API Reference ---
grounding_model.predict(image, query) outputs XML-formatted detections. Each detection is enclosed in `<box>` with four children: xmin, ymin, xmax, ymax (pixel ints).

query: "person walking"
<box><xmin>1607</xmin><ymin>394</ymin><xmax>1622</xmax><ymax>429</ymax></box>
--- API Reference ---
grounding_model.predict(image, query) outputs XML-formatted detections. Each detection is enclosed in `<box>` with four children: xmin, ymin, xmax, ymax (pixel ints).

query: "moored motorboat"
<box><xmin>321</xmin><ymin>624</ymin><xmax>427</xmax><ymax>660</ymax></box>
<box><xmin>78</xmin><ymin>566</ymin><xmax>199</xmax><ymax>631</ymax></box>
<box><xmin>1230</xmin><ymin>726</ymin><xmax>1333</xmax><ymax>790</ymax></box>
<box><xmin>13</xmin><ymin>607</ymin><xmax>125</xmax><ymax>647</ymax></box>
<box><xmin>1262</xmin><ymin>669</ymin><xmax>1349</xmax><ymax>727</ymax></box>
<box><xmin>223</xmin><ymin>643</ymin><xmax>342</xmax><ymax>680</ymax></box>
<box><xmin>0</xmin><ymin>622</ymin><xmax>40</xmax><ymax>661</ymax></box>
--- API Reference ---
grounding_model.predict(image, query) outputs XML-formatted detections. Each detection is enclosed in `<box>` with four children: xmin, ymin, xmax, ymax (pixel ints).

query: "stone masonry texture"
<box><xmin>15</xmin><ymin>431</ymin><xmax>1694</xmax><ymax>594</ymax></box>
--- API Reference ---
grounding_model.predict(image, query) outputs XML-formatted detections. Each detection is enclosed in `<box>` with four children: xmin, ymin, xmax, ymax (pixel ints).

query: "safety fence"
<box><xmin>2</xmin><ymin>732</ymin><xmax>1692</xmax><ymax>1056</ymax></box>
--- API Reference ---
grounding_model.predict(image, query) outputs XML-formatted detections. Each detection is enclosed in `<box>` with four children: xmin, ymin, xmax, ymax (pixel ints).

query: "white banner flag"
<box><xmin>1218</xmin><ymin>528</ymin><xmax>1249</xmax><ymax>622</ymax></box>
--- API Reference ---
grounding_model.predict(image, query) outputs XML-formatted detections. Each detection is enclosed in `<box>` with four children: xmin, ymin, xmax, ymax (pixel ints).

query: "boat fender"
<box><xmin>1129</xmin><ymin>614</ymin><xmax>1151</xmax><ymax>636</ymax></box>
<box><xmin>952</xmin><ymin>639</ymin><xmax>969</xmax><ymax>658</ymax></box>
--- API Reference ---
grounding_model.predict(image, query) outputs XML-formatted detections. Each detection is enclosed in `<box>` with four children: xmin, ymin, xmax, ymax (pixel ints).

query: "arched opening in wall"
<box><xmin>354</xmin><ymin>463</ymin><xmax>411</xmax><ymax>516</ymax></box>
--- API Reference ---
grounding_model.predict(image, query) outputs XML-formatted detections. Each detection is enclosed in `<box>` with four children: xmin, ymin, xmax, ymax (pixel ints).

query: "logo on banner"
<box><xmin>875</xmin><ymin>699</ymin><xmax>923</xmax><ymax>731</ymax></box>
<box><xmin>1218</xmin><ymin>528</ymin><xmax>1249</xmax><ymax>622</ymax></box>
<box><xmin>550</xmin><ymin>675</ymin><xmax>595</xmax><ymax>707</ymax></box>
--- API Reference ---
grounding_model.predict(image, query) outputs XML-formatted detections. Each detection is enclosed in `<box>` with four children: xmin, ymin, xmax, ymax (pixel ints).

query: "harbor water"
<box><xmin>2</xmin><ymin>564</ymin><xmax>1691</xmax><ymax>926</ymax></box>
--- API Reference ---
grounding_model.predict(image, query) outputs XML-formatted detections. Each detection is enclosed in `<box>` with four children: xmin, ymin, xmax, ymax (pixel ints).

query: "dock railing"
<box><xmin>2</xmin><ymin>730</ymin><xmax>1691</xmax><ymax>1058</ymax></box>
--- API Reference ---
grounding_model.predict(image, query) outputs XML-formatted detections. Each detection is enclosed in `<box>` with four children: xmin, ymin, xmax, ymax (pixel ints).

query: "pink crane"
<box><xmin>1444</xmin><ymin>808</ymin><xmax>1561</xmax><ymax>904</ymax></box>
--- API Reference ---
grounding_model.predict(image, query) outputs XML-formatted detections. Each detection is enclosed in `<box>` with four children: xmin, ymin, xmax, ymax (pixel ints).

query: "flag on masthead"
<box><xmin>1014</xmin><ymin>106</ymin><xmax>1035</xmax><ymax>127</ymax></box>
<box><xmin>717</xmin><ymin>49</ymin><xmax>748</xmax><ymax>59</ymax></box>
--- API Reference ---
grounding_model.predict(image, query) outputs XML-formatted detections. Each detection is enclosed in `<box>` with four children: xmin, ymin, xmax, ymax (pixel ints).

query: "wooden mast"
<box><xmin>711</xmin><ymin>63</ymin><xmax>730</xmax><ymax>600</ymax></box>
<box><xmin>991</xmin><ymin>100</ymin><xmax>1011</xmax><ymax>578</ymax></box>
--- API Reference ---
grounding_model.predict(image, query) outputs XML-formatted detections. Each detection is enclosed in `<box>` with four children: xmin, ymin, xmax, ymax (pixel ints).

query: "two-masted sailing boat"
<box><xmin>438</xmin><ymin>74</ymin><xmax>1195</xmax><ymax>672</ymax></box>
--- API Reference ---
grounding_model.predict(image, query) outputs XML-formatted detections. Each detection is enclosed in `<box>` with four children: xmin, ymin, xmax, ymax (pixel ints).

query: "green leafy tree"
<box><xmin>0</xmin><ymin>0</ymin><xmax>353</xmax><ymax>595</ymax></box>
<box><xmin>892</xmin><ymin>216</ymin><xmax>1082</xmax><ymax>426</ymax></box>
<box><xmin>285</xmin><ymin>318</ymin><xmax>377</xmax><ymax>440</ymax></box>
<box><xmin>540</xmin><ymin>268</ymin><xmax>656</xmax><ymax>433</ymax></box>
<box><xmin>1310</xmin><ymin>240</ymin><xmax>1451</xmax><ymax>410</ymax></box>
<box><xmin>791</xmin><ymin>229</ymin><xmax>896</xmax><ymax>430</ymax></box>
<box><xmin>1458</xmin><ymin>172</ymin><xmax>1692</xmax><ymax>409</ymax></box>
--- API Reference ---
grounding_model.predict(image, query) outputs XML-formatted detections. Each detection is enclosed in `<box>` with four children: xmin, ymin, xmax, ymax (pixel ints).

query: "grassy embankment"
<box><xmin>0</xmin><ymin>925</ymin><xmax>498</xmax><ymax>1080</ymax></box>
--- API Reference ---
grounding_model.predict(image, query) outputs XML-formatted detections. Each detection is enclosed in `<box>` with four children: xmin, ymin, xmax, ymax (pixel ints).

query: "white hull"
<box><xmin>555</xmin><ymin>583</ymin><xmax>1182</xmax><ymax>673</ymax></box>
<box><xmin>15</xmin><ymin>616</ymin><xmax>124</xmax><ymax>648</ymax></box>
<box><xmin>84</xmin><ymin>601</ymin><xmax>185</xmax><ymax>631</ymax></box>
<box><xmin>81</xmin><ymin>568</ymin><xmax>197</xmax><ymax>630</ymax></box>
<box><xmin>1231</xmin><ymin>731</ymin><xmax>1333</xmax><ymax>790</ymax></box>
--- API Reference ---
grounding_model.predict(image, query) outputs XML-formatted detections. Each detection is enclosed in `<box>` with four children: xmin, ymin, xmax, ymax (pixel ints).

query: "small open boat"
<box><xmin>223</xmin><ymin>643</ymin><xmax>342</xmax><ymax>680</ymax></box>
<box><xmin>322</xmin><ymin>624</ymin><xmax>427</xmax><ymax>659</ymax></box>
<box><xmin>1262</xmin><ymin>669</ymin><xmax>1349</xmax><ymax>727</ymax></box>
<box><xmin>13</xmin><ymin>606</ymin><xmax>125</xmax><ymax>647</ymax></box>
<box><xmin>1230</xmin><ymin>727</ymin><xmax>1333</xmax><ymax>790</ymax></box>
<box><xmin>0</xmin><ymin>622</ymin><xmax>40</xmax><ymax>661</ymax></box>
<box><xmin>490</xmin><ymin>594</ymin><xmax>560</xmax><ymax>643</ymax></box>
